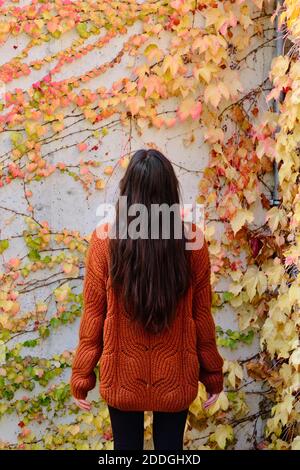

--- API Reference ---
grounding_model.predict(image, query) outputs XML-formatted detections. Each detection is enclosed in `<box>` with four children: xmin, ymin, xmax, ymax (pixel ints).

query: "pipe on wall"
<box><xmin>271</xmin><ymin>0</ymin><xmax>283</xmax><ymax>206</ymax></box>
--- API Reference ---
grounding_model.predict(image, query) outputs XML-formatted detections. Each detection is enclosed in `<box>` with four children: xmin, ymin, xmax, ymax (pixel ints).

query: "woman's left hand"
<box><xmin>74</xmin><ymin>397</ymin><xmax>91</xmax><ymax>411</ymax></box>
<box><xmin>203</xmin><ymin>393</ymin><xmax>220</xmax><ymax>409</ymax></box>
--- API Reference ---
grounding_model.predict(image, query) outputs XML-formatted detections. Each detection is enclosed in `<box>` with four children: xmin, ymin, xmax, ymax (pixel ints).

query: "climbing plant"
<box><xmin>0</xmin><ymin>0</ymin><xmax>298</xmax><ymax>450</ymax></box>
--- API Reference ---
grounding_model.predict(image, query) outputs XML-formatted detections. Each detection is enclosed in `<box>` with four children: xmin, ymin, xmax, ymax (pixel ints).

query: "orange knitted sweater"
<box><xmin>70</xmin><ymin>225</ymin><xmax>224</xmax><ymax>412</ymax></box>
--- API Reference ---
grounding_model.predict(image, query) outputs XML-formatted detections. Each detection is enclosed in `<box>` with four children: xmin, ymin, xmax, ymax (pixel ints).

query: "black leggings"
<box><xmin>108</xmin><ymin>405</ymin><xmax>189</xmax><ymax>450</ymax></box>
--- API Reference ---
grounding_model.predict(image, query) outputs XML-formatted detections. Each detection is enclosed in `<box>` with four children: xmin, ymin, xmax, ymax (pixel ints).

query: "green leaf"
<box><xmin>16</xmin><ymin>143</ymin><xmax>27</xmax><ymax>155</ymax></box>
<box><xmin>28</xmin><ymin>248</ymin><xmax>41</xmax><ymax>261</ymax></box>
<box><xmin>3</xmin><ymin>389</ymin><xmax>14</xmax><ymax>400</ymax></box>
<box><xmin>223</xmin><ymin>291</ymin><xmax>234</xmax><ymax>302</ymax></box>
<box><xmin>243</xmin><ymin>330</ymin><xmax>254</xmax><ymax>344</ymax></box>
<box><xmin>227</xmin><ymin>391</ymin><xmax>237</xmax><ymax>401</ymax></box>
<box><xmin>22</xmin><ymin>339</ymin><xmax>39</xmax><ymax>348</ymax></box>
<box><xmin>50</xmin><ymin>318</ymin><xmax>60</xmax><ymax>328</ymax></box>
<box><xmin>10</xmin><ymin>131</ymin><xmax>23</xmax><ymax>147</ymax></box>
<box><xmin>21</xmin><ymin>267</ymin><xmax>30</xmax><ymax>277</ymax></box>
<box><xmin>0</xmin><ymin>239</ymin><xmax>9</xmax><ymax>254</ymax></box>
<box><xmin>39</xmin><ymin>326</ymin><xmax>50</xmax><ymax>338</ymax></box>
<box><xmin>76</xmin><ymin>23</ymin><xmax>89</xmax><ymax>38</ymax></box>
<box><xmin>33</xmin><ymin>90</ymin><xmax>42</xmax><ymax>101</ymax></box>
<box><xmin>60</xmin><ymin>311</ymin><xmax>72</xmax><ymax>323</ymax></box>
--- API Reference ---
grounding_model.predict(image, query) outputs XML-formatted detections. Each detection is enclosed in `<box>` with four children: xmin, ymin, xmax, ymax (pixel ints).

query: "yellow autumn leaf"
<box><xmin>263</xmin><ymin>261</ymin><xmax>284</xmax><ymax>286</ymax></box>
<box><xmin>291</xmin><ymin>436</ymin><xmax>300</xmax><ymax>450</ymax></box>
<box><xmin>44</xmin><ymin>433</ymin><xmax>53</xmax><ymax>446</ymax></box>
<box><xmin>218</xmin><ymin>80</ymin><xmax>230</xmax><ymax>100</ymax></box>
<box><xmin>224</xmin><ymin>360</ymin><xmax>243</xmax><ymax>388</ymax></box>
<box><xmin>95</xmin><ymin>179</ymin><xmax>105</xmax><ymax>190</ymax></box>
<box><xmin>84</xmin><ymin>108</ymin><xmax>97</xmax><ymax>122</ymax></box>
<box><xmin>53</xmin><ymin>283</ymin><xmax>72</xmax><ymax>302</ymax></box>
<box><xmin>76</xmin><ymin>442</ymin><xmax>89</xmax><ymax>450</ymax></box>
<box><xmin>189</xmin><ymin>399</ymin><xmax>204</xmax><ymax>418</ymax></box>
<box><xmin>0</xmin><ymin>300</ymin><xmax>16</xmax><ymax>313</ymax></box>
<box><xmin>69</xmin><ymin>424</ymin><xmax>80</xmax><ymax>436</ymax></box>
<box><xmin>202</xmin><ymin>8</ymin><xmax>226</xmax><ymax>31</ymax></box>
<box><xmin>203</xmin><ymin>126</ymin><xmax>224</xmax><ymax>144</ymax></box>
<box><xmin>288</xmin><ymin>282</ymin><xmax>300</xmax><ymax>304</ymax></box>
<box><xmin>206</xmin><ymin>391</ymin><xmax>229</xmax><ymax>416</ymax></box>
<box><xmin>228</xmin><ymin>282</ymin><xmax>243</xmax><ymax>296</ymax></box>
<box><xmin>278</xmin><ymin>159</ymin><xmax>294</xmax><ymax>184</ymax></box>
<box><xmin>210</xmin><ymin>424</ymin><xmax>234</xmax><ymax>449</ymax></box>
<box><xmin>104</xmin><ymin>440</ymin><xmax>114</xmax><ymax>450</ymax></box>
<box><xmin>223</xmin><ymin>70</ymin><xmax>243</xmax><ymax>98</ymax></box>
<box><xmin>52</xmin><ymin>121</ymin><xmax>64</xmax><ymax>133</ymax></box>
<box><xmin>0</xmin><ymin>23</ymin><xmax>10</xmax><ymax>34</ymax></box>
<box><xmin>238</xmin><ymin>303</ymin><xmax>258</xmax><ymax>330</ymax></box>
<box><xmin>0</xmin><ymin>341</ymin><xmax>6</xmax><ymax>365</ymax></box>
<box><xmin>125</xmin><ymin>96</ymin><xmax>145</xmax><ymax>116</ymax></box>
<box><xmin>189</xmin><ymin>382</ymin><xmax>208</xmax><ymax>417</ymax></box>
<box><xmin>92</xmin><ymin>441</ymin><xmax>104</xmax><ymax>450</ymax></box>
<box><xmin>274</xmin><ymin>394</ymin><xmax>294</xmax><ymax>427</ymax></box>
<box><xmin>161</xmin><ymin>54</ymin><xmax>183</xmax><ymax>78</ymax></box>
<box><xmin>257</xmin><ymin>270</ymin><xmax>268</xmax><ymax>296</ymax></box>
<box><xmin>242</xmin><ymin>266</ymin><xmax>258</xmax><ymax>301</ymax></box>
<box><xmin>81</xmin><ymin>413</ymin><xmax>94</xmax><ymax>424</ymax></box>
<box><xmin>266</xmin><ymin>207</ymin><xmax>285</xmax><ymax>232</ymax></box>
<box><xmin>191</xmin><ymin>35</ymin><xmax>207</xmax><ymax>54</ymax></box>
<box><xmin>177</xmin><ymin>97</ymin><xmax>202</xmax><ymax>122</ymax></box>
<box><xmin>0</xmin><ymin>313</ymin><xmax>10</xmax><ymax>329</ymax></box>
<box><xmin>25</xmin><ymin>121</ymin><xmax>39</xmax><ymax>137</ymax></box>
<box><xmin>230</xmin><ymin>270</ymin><xmax>243</xmax><ymax>282</ymax></box>
<box><xmin>204</xmin><ymin>83</ymin><xmax>222</xmax><ymax>108</ymax></box>
<box><xmin>144</xmin><ymin>43</ymin><xmax>163</xmax><ymax>63</ymax></box>
<box><xmin>294</xmin><ymin>200</ymin><xmax>300</xmax><ymax>222</ymax></box>
<box><xmin>194</xmin><ymin>63</ymin><xmax>219</xmax><ymax>83</ymax></box>
<box><xmin>93</xmin><ymin>415</ymin><xmax>103</xmax><ymax>431</ymax></box>
<box><xmin>92</xmin><ymin>130</ymin><xmax>100</xmax><ymax>139</ymax></box>
<box><xmin>243</xmin><ymin>265</ymin><xmax>267</xmax><ymax>301</ymax></box>
<box><xmin>289</xmin><ymin>348</ymin><xmax>300</xmax><ymax>366</ymax></box>
<box><xmin>230</xmin><ymin>208</ymin><xmax>254</xmax><ymax>235</ymax></box>
<box><xmin>279</xmin><ymin>363</ymin><xmax>292</xmax><ymax>386</ymax></box>
<box><xmin>270</xmin><ymin>55</ymin><xmax>290</xmax><ymax>80</ymax></box>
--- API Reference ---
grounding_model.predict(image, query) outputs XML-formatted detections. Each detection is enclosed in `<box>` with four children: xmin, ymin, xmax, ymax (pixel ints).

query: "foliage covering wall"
<box><xmin>0</xmin><ymin>0</ymin><xmax>299</xmax><ymax>450</ymax></box>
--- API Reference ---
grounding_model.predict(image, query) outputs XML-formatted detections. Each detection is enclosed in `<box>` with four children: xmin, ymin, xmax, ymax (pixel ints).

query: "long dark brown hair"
<box><xmin>109</xmin><ymin>149</ymin><xmax>191</xmax><ymax>334</ymax></box>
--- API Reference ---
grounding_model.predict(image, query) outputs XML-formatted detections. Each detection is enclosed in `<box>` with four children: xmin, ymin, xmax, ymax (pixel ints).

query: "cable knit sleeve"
<box><xmin>70</xmin><ymin>229</ymin><xmax>107</xmax><ymax>400</ymax></box>
<box><xmin>192</xmin><ymin>236</ymin><xmax>224</xmax><ymax>395</ymax></box>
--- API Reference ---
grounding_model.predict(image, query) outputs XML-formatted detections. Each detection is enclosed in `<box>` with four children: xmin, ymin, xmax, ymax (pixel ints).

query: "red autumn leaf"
<box><xmin>77</xmin><ymin>142</ymin><xmax>88</xmax><ymax>152</ymax></box>
<box><xmin>249</xmin><ymin>237</ymin><xmax>263</xmax><ymax>258</ymax></box>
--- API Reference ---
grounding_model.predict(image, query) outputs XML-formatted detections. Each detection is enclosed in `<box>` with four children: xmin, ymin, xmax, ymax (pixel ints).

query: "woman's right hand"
<box><xmin>203</xmin><ymin>393</ymin><xmax>220</xmax><ymax>409</ymax></box>
<box><xmin>74</xmin><ymin>398</ymin><xmax>92</xmax><ymax>411</ymax></box>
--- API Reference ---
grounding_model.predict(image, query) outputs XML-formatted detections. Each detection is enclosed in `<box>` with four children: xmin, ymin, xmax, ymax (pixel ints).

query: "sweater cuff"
<box><xmin>200</xmin><ymin>370</ymin><xmax>224</xmax><ymax>395</ymax></box>
<box><xmin>70</xmin><ymin>371</ymin><xmax>96</xmax><ymax>400</ymax></box>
